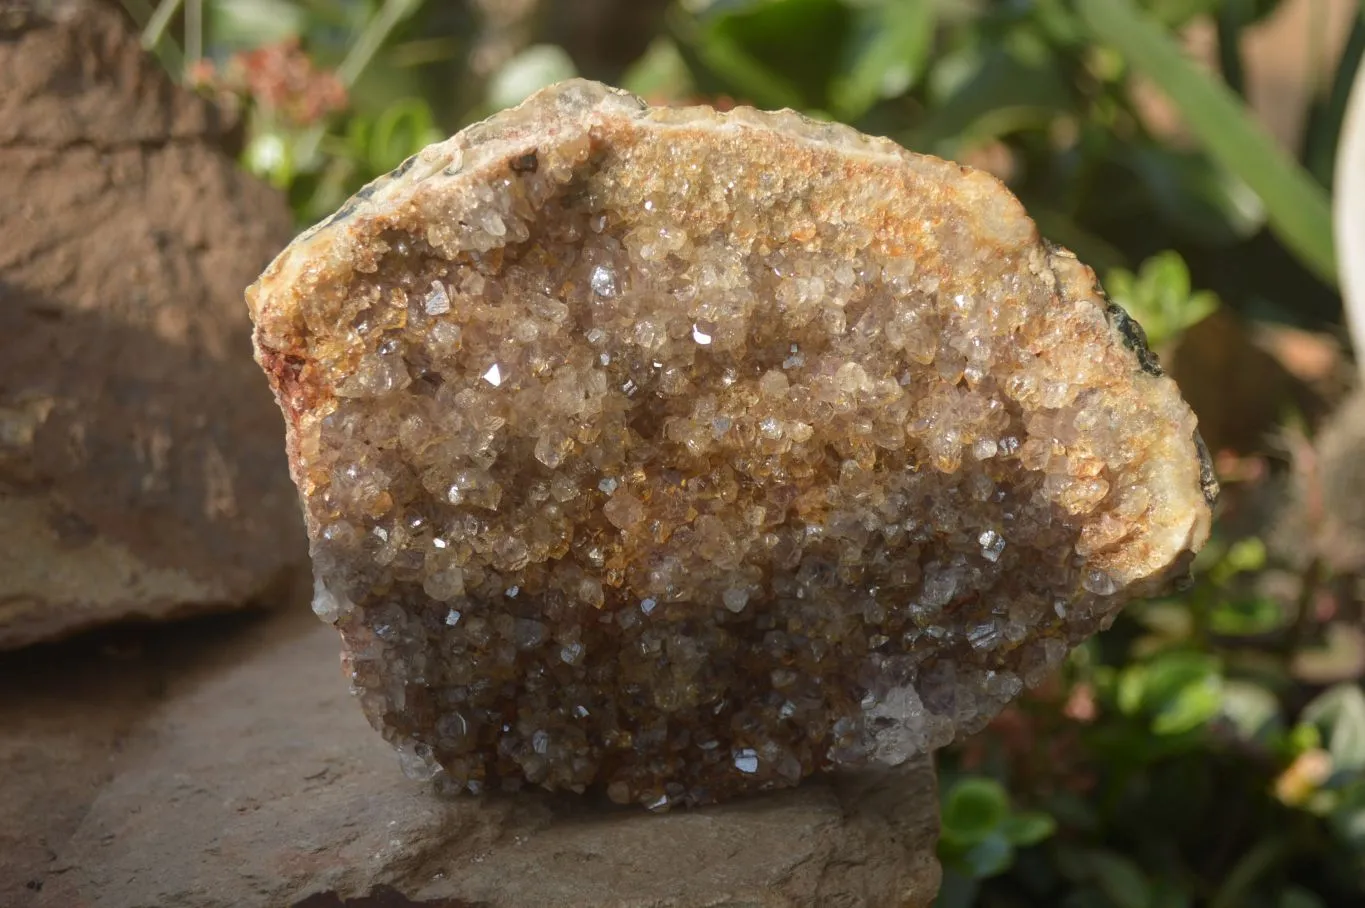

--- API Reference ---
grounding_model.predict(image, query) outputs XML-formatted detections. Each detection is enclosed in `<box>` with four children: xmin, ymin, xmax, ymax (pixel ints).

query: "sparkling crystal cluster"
<box><xmin>247</xmin><ymin>80</ymin><xmax>1216</xmax><ymax>807</ymax></box>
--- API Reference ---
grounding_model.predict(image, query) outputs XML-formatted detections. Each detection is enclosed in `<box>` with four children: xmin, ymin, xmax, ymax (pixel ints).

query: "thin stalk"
<box><xmin>296</xmin><ymin>0</ymin><xmax>419</xmax><ymax>171</ymax></box>
<box><xmin>121</xmin><ymin>0</ymin><xmax>184</xmax><ymax>75</ymax></box>
<box><xmin>337</xmin><ymin>0</ymin><xmax>417</xmax><ymax>89</ymax></box>
<box><xmin>142</xmin><ymin>0</ymin><xmax>183</xmax><ymax>52</ymax></box>
<box><xmin>120</xmin><ymin>0</ymin><xmax>155</xmax><ymax>25</ymax></box>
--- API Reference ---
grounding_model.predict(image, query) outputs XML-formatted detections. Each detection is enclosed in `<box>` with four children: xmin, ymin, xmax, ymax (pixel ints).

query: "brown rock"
<box><xmin>3</xmin><ymin>604</ymin><xmax>940</xmax><ymax>908</ymax></box>
<box><xmin>247</xmin><ymin>81</ymin><xmax>1214</xmax><ymax>805</ymax></box>
<box><xmin>0</xmin><ymin>0</ymin><xmax>305</xmax><ymax>648</ymax></box>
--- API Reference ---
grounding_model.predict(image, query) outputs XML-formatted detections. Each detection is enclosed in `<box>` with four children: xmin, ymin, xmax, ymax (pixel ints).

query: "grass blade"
<box><xmin>1078</xmin><ymin>0</ymin><xmax>1337</xmax><ymax>287</ymax></box>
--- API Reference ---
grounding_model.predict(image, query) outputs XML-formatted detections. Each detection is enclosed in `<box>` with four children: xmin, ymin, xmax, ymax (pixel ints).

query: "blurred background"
<box><xmin>116</xmin><ymin>0</ymin><xmax>1365</xmax><ymax>905</ymax></box>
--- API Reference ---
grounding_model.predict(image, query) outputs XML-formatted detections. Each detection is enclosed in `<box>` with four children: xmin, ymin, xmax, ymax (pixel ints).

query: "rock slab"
<box><xmin>2</xmin><ymin>603</ymin><xmax>940</xmax><ymax>908</ymax></box>
<box><xmin>0</xmin><ymin>0</ymin><xmax>305</xmax><ymax>649</ymax></box>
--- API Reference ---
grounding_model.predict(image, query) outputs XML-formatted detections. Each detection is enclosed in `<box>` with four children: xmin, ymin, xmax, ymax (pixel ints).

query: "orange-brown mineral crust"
<box><xmin>247</xmin><ymin>80</ymin><xmax>1217</xmax><ymax>808</ymax></box>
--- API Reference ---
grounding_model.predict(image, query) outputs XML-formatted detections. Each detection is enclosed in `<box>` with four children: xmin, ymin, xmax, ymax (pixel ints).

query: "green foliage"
<box><xmin>119</xmin><ymin>1</ymin><xmax>1361</xmax><ymax>906</ymax></box>
<box><xmin>1303</xmin><ymin>684</ymin><xmax>1365</xmax><ymax>776</ymax></box>
<box><xmin>1077</xmin><ymin>0</ymin><xmax>1337</xmax><ymax>286</ymax></box>
<box><xmin>933</xmin><ymin>530</ymin><xmax>1365</xmax><ymax>907</ymax></box>
<box><xmin>1105</xmin><ymin>251</ymin><xmax>1219</xmax><ymax>349</ymax></box>
<box><xmin>940</xmin><ymin>776</ymin><xmax>1058</xmax><ymax>879</ymax></box>
<box><xmin>1116</xmin><ymin>649</ymin><xmax>1224</xmax><ymax>736</ymax></box>
<box><xmin>829</xmin><ymin>0</ymin><xmax>934</xmax><ymax>122</ymax></box>
<box><xmin>937</xmin><ymin>776</ymin><xmax>1058</xmax><ymax>906</ymax></box>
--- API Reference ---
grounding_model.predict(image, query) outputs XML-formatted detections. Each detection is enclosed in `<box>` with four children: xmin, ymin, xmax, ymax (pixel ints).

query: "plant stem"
<box><xmin>337</xmin><ymin>0</ymin><xmax>418</xmax><ymax>89</ymax></box>
<box><xmin>142</xmin><ymin>0</ymin><xmax>183</xmax><ymax>52</ymax></box>
<box><xmin>295</xmin><ymin>0</ymin><xmax>420</xmax><ymax>172</ymax></box>
<box><xmin>121</xmin><ymin>0</ymin><xmax>184</xmax><ymax>75</ymax></box>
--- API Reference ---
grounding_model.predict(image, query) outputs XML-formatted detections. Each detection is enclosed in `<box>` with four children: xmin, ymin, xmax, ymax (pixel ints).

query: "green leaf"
<box><xmin>1076</xmin><ymin>0</ymin><xmax>1337</xmax><ymax>286</ymax></box>
<box><xmin>1144</xmin><ymin>651</ymin><xmax>1223</xmax><ymax>736</ymax></box>
<box><xmin>1209</xmin><ymin>596</ymin><xmax>1285</xmax><ymax>636</ymax></box>
<box><xmin>1117</xmin><ymin>663</ymin><xmax>1148</xmax><ymax>716</ymax></box>
<box><xmin>1152</xmin><ymin>679</ymin><xmax>1222</xmax><ymax>735</ymax></box>
<box><xmin>1115</xmin><ymin>650</ymin><xmax>1225</xmax><ymax>735</ymax></box>
<box><xmin>1288</xmin><ymin>722</ymin><xmax>1323</xmax><ymax>755</ymax></box>
<box><xmin>961</xmin><ymin>831</ymin><xmax>1015</xmax><ymax>878</ymax></box>
<box><xmin>672</xmin><ymin>11</ymin><xmax>804</xmax><ymax>109</ymax></box>
<box><xmin>942</xmin><ymin>776</ymin><xmax>1010</xmax><ymax>843</ymax></box>
<box><xmin>685</xmin><ymin>0</ymin><xmax>850</xmax><ymax>110</ymax></box>
<box><xmin>1000</xmin><ymin>810</ymin><xmax>1057</xmax><ymax>847</ymax></box>
<box><xmin>486</xmin><ymin>44</ymin><xmax>578</xmax><ymax>111</ymax></box>
<box><xmin>830</xmin><ymin>0</ymin><xmax>936</xmax><ymax>121</ymax></box>
<box><xmin>911</xmin><ymin>31</ymin><xmax>1074</xmax><ymax>154</ymax></box>
<box><xmin>1104</xmin><ymin>251</ymin><xmax>1219</xmax><ymax>348</ymax></box>
<box><xmin>1223</xmin><ymin>537</ymin><xmax>1269</xmax><ymax>574</ymax></box>
<box><xmin>1120</xmin><ymin>146</ymin><xmax>1266</xmax><ymax>246</ymax></box>
<box><xmin>1301</xmin><ymin>683</ymin><xmax>1365</xmax><ymax>773</ymax></box>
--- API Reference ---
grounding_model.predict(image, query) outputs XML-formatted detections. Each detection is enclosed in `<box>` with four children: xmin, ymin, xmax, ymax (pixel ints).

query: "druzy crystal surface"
<box><xmin>247</xmin><ymin>80</ymin><xmax>1216</xmax><ymax>807</ymax></box>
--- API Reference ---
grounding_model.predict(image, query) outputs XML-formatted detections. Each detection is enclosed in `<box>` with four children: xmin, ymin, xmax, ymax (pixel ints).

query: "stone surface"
<box><xmin>2</xmin><ymin>603</ymin><xmax>940</xmax><ymax>908</ymax></box>
<box><xmin>247</xmin><ymin>79</ymin><xmax>1216</xmax><ymax>807</ymax></box>
<box><xmin>0</xmin><ymin>0</ymin><xmax>305</xmax><ymax>648</ymax></box>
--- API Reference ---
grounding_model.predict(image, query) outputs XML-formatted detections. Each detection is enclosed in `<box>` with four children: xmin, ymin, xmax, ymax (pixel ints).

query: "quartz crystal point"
<box><xmin>246</xmin><ymin>80</ymin><xmax>1216</xmax><ymax>807</ymax></box>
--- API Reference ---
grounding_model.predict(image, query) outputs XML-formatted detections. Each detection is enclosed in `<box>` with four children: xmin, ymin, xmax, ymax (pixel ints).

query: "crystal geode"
<box><xmin>246</xmin><ymin>80</ymin><xmax>1216</xmax><ymax>807</ymax></box>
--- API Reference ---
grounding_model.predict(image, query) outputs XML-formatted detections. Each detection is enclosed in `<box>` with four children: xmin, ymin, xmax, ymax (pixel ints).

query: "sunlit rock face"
<box><xmin>247</xmin><ymin>80</ymin><xmax>1216</xmax><ymax>808</ymax></box>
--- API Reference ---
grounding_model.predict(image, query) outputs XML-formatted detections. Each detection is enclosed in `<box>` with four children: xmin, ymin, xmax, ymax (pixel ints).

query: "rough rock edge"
<box><xmin>246</xmin><ymin>78</ymin><xmax>1216</xmax><ymax>597</ymax></box>
<box><xmin>0</xmin><ymin>0</ymin><xmax>302</xmax><ymax>650</ymax></box>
